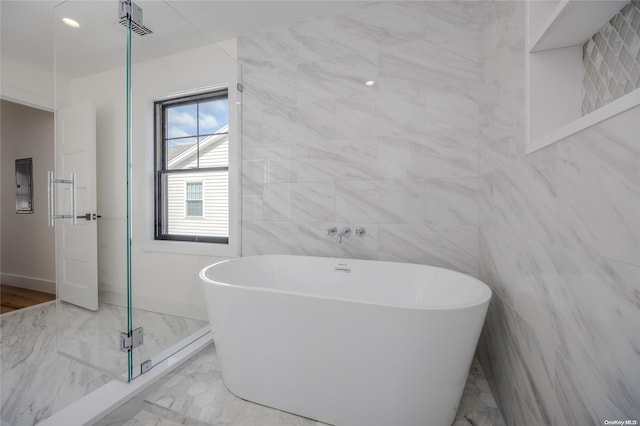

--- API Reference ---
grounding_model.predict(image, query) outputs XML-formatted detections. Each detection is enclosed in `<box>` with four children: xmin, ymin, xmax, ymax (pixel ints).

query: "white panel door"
<box><xmin>55</xmin><ymin>100</ymin><xmax>98</xmax><ymax>311</ymax></box>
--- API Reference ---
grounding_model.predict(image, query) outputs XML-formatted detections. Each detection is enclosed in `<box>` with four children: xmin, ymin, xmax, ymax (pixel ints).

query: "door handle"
<box><xmin>48</xmin><ymin>171</ymin><xmax>77</xmax><ymax>226</ymax></box>
<box><xmin>77</xmin><ymin>213</ymin><xmax>102</xmax><ymax>221</ymax></box>
<box><xmin>48</xmin><ymin>171</ymin><xmax>54</xmax><ymax>227</ymax></box>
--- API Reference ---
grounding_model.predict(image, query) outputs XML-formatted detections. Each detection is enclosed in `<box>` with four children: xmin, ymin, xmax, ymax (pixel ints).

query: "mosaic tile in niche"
<box><xmin>582</xmin><ymin>1</ymin><xmax>640</xmax><ymax>115</ymax></box>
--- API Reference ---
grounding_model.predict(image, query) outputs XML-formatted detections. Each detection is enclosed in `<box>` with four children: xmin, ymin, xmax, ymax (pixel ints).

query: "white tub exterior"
<box><xmin>200</xmin><ymin>255</ymin><xmax>492</xmax><ymax>426</ymax></box>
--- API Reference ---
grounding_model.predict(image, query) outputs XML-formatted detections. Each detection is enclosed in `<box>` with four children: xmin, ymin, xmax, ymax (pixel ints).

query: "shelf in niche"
<box><xmin>526</xmin><ymin>88</ymin><xmax>640</xmax><ymax>154</ymax></box>
<box><xmin>528</xmin><ymin>0</ymin><xmax>628</xmax><ymax>52</ymax></box>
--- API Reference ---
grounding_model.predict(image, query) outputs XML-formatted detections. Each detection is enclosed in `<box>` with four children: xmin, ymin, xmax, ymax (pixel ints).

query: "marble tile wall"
<box><xmin>478</xmin><ymin>1</ymin><xmax>640</xmax><ymax>425</ymax></box>
<box><xmin>238</xmin><ymin>1</ymin><xmax>484</xmax><ymax>277</ymax></box>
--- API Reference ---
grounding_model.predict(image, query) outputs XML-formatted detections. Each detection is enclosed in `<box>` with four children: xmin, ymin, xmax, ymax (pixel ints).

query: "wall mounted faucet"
<box><xmin>326</xmin><ymin>226</ymin><xmax>366</xmax><ymax>244</ymax></box>
<box><xmin>337</xmin><ymin>226</ymin><xmax>351</xmax><ymax>244</ymax></box>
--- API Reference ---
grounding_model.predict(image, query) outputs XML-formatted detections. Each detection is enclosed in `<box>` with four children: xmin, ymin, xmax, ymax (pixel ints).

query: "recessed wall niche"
<box><xmin>526</xmin><ymin>0</ymin><xmax>640</xmax><ymax>153</ymax></box>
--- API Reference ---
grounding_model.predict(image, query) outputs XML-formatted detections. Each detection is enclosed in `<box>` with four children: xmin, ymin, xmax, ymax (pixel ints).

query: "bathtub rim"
<box><xmin>200</xmin><ymin>255</ymin><xmax>492</xmax><ymax>311</ymax></box>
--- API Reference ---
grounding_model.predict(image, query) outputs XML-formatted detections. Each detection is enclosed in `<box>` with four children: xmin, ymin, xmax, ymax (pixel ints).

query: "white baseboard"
<box><xmin>99</xmin><ymin>287</ymin><xmax>207</xmax><ymax>321</ymax></box>
<box><xmin>1</xmin><ymin>273</ymin><xmax>55</xmax><ymax>294</ymax></box>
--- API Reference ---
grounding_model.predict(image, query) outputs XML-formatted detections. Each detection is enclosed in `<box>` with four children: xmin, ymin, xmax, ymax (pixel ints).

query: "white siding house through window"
<box><xmin>166</xmin><ymin>126</ymin><xmax>229</xmax><ymax>237</ymax></box>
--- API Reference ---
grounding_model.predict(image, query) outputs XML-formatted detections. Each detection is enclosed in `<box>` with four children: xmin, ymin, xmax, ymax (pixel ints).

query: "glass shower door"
<box><xmin>50</xmin><ymin>1</ymin><xmax>138</xmax><ymax>380</ymax></box>
<box><xmin>53</xmin><ymin>0</ymin><xmax>131</xmax><ymax>379</ymax></box>
<box><xmin>54</xmin><ymin>0</ymin><xmax>241</xmax><ymax>381</ymax></box>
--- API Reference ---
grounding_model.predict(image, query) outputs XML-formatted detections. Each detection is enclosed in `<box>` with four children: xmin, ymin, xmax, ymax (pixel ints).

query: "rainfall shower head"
<box><xmin>118</xmin><ymin>0</ymin><xmax>153</xmax><ymax>37</ymax></box>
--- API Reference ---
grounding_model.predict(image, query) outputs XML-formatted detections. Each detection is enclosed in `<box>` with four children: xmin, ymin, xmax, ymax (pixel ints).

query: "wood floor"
<box><xmin>0</xmin><ymin>285</ymin><xmax>56</xmax><ymax>314</ymax></box>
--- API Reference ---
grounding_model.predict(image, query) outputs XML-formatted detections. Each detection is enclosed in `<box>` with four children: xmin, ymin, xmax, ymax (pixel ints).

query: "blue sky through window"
<box><xmin>167</xmin><ymin>99</ymin><xmax>228</xmax><ymax>144</ymax></box>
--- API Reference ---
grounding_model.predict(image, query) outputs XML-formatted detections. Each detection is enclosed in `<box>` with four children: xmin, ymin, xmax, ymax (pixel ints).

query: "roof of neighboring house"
<box><xmin>167</xmin><ymin>144</ymin><xmax>192</xmax><ymax>161</ymax></box>
<box><xmin>167</xmin><ymin>125</ymin><xmax>229</xmax><ymax>169</ymax></box>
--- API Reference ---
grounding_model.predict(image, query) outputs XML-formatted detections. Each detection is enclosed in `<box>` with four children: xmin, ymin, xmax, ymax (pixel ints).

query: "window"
<box><xmin>155</xmin><ymin>89</ymin><xmax>229</xmax><ymax>243</ymax></box>
<box><xmin>185</xmin><ymin>182</ymin><xmax>203</xmax><ymax>217</ymax></box>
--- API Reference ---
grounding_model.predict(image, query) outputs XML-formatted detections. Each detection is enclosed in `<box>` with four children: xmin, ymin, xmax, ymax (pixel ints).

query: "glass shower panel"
<box><xmin>127</xmin><ymin>1</ymin><xmax>242</xmax><ymax>379</ymax></box>
<box><xmin>54</xmin><ymin>0</ymin><xmax>131</xmax><ymax>379</ymax></box>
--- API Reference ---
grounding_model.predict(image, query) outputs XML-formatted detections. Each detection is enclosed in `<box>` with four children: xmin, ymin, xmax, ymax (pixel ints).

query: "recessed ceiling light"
<box><xmin>365</xmin><ymin>80</ymin><xmax>375</xmax><ymax>87</ymax></box>
<box><xmin>62</xmin><ymin>18</ymin><xmax>80</xmax><ymax>28</ymax></box>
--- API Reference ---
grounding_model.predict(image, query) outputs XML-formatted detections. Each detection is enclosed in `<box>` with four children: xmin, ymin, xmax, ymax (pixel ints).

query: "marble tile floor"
<box><xmin>123</xmin><ymin>411</ymin><xmax>185</xmax><ymax>426</ymax></box>
<box><xmin>100</xmin><ymin>344</ymin><xmax>506</xmax><ymax>426</ymax></box>
<box><xmin>0</xmin><ymin>301</ymin><xmax>207</xmax><ymax>426</ymax></box>
<box><xmin>122</xmin><ymin>409</ymin><xmax>203</xmax><ymax>426</ymax></box>
<box><xmin>452</xmin><ymin>360</ymin><xmax>506</xmax><ymax>426</ymax></box>
<box><xmin>56</xmin><ymin>301</ymin><xmax>207</xmax><ymax>378</ymax></box>
<box><xmin>1</xmin><ymin>301</ymin><xmax>110</xmax><ymax>425</ymax></box>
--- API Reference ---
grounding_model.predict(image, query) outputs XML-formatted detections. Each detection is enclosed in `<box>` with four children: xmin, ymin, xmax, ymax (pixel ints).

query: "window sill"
<box><xmin>140</xmin><ymin>239</ymin><xmax>238</xmax><ymax>258</ymax></box>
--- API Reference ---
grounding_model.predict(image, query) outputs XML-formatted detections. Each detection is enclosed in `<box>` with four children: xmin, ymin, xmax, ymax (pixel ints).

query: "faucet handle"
<box><xmin>355</xmin><ymin>227</ymin><xmax>366</xmax><ymax>237</ymax></box>
<box><xmin>326</xmin><ymin>226</ymin><xmax>338</xmax><ymax>236</ymax></box>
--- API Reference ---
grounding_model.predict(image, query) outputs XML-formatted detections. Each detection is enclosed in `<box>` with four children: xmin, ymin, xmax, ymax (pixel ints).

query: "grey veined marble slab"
<box><xmin>142</xmin><ymin>344</ymin><xmax>505</xmax><ymax>426</ymax></box>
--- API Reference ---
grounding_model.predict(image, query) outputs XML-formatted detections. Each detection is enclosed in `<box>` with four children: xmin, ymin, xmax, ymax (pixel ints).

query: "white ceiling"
<box><xmin>1</xmin><ymin>0</ymin><xmax>365</xmax><ymax>79</ymax></box>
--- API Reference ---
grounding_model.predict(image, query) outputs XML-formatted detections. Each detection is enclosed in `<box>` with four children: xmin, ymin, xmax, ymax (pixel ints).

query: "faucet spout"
<box><xmin>337</xmin><ymin>226</ymin><xmax>351</xmax><ymax>244</ymax></box>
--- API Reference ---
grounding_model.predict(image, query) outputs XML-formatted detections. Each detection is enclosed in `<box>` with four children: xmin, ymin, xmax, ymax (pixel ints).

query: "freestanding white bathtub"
<box><xmin>200</xmin><ymin>255</ymin><xmax>491</xmax><ymax>426</ymax></box>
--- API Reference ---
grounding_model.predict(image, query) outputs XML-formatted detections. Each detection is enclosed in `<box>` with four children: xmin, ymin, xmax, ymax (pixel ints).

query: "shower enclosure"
<box><xmin>51</xmin><ymin>0</ymin><xmax>241</xmax><ymax>381</ymax></box>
